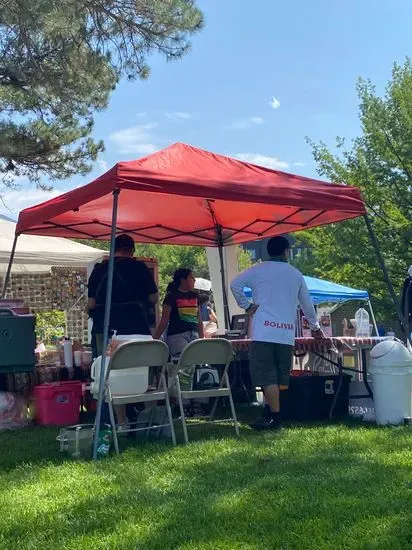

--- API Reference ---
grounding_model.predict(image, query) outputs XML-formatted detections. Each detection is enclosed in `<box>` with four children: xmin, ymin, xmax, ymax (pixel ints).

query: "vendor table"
<box><xmin>0</xmin><ymin>363</ymin><xmax>91</xmax><ymax>396</ymax></box>
<box><xmin>228</xmin><ymin>337</ymin><xmax>388</xmax><ymax>418</ymax></box>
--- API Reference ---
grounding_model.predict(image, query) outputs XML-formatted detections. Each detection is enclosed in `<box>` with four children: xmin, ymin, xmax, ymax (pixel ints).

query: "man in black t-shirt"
<box><xmin>87</xmin><ymin>234</ymin><xmax>158</xmax><ymax>355</ymax></box>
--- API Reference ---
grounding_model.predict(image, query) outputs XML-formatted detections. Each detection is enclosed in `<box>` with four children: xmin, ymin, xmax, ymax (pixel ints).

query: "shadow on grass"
<box><xmin>0</xmin><ymin>417</ymin><xmax>411</xmax><ymax>549</ymax></box>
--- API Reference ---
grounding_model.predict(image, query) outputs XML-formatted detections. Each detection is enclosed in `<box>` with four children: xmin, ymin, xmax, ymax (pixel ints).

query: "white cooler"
<box><xmin>90</xmin><ymin>335</ymin><xmax>152</xmax><ymax>397</ymax></box>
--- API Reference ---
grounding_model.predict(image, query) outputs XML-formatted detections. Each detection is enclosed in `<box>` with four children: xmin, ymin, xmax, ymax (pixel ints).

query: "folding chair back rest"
<box><xmin>178</xmin><ymin>339</ymin><xmax>233</xmax><ymax>369</ymax></box>
<box><xmin>108</xmin><ymin>340</ymin><xmax>169</xmax><ymax>372</ymax></box>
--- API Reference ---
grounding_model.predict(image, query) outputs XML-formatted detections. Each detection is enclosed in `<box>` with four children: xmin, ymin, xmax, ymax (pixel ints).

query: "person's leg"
<box><xmin>263</xmin><ymin>384</ymin><xmax>280</xmax><ymax>413</ymax></box>
<box><xmin>167</xmin><ymin>332</ymin><xmax>195</xmax><ymax>390</ymax></box>
<box><xmin>249</xmin><ymin>342</ymin><xmax>280</xmax><ymax>430</ymax></box>
<box><xmin>114</xmin><ymin>405</ymin><xmax>127</xmax><ymax>426</ymax></box>
<box><xmin>273</xmin><ymin>343</ymin><xmax>294</xmax><ymax>423</ymax></box>
<box><xmin>95</xmin><ymin>333</ymin><xmax>103</xmax><ymax>357</ymax></box>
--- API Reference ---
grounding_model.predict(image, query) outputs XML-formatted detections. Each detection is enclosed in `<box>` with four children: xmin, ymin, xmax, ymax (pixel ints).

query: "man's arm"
<box><xmin>148</xmin><ymin>292</ymin><xmax>159</xmax><ymax>304</ymax></box>
<box><xmin>154</xmin><ymin>304</ymin><xmax>171</xmax><ymax>340</ymax></box>
<box><xmin>230</xmin><ymin>269</ymin><xmax>255</xmax><ymax>311</ymax></box>
<box><xmin>298</xmin><ymin>278</ymin><xmax>322</xmax><ymax>336</ymax></box>
<box><xmin>197</xmin><ymin>308</ymin><xmax>204</xmax><ymax>338</ymax></box>
<box><xmin>86</xmin><ymin>264</ymin><xmax>100</xmax><ymax>313</ymax></box>
<box><xmin>87</xmin><ymin>297</ymin><xmax>96</xmax><ymax>314</ymax></box>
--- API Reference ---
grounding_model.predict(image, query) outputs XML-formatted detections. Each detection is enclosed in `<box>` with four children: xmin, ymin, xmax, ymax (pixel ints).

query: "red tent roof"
<box><xmin>16</xmin><ymin>143</ymin><xmax>366</xmax><ymax>246</ymax></box>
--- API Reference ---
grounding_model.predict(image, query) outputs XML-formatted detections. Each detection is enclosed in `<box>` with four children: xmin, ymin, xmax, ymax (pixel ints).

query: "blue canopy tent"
<box><xmin>244</xmin><ymin>276</ymin><xmax>378</xmax><ymax>334</ymax></box>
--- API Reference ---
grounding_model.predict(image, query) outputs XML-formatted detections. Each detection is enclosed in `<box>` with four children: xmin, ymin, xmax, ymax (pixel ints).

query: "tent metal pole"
<box><xmin>206</xmin><ymin>200</ymin><xmax>230</xmax><ymax>329</ymax></box>
<box><xmin>217</xmin><ymin>240</ymin><xmax>230</xmax><ymax>329</ymax></box>
<box><xmin>1</xmin><ymin>233</ymin><xmax>18</xmax><ymax>298</ymax></box>
<box><xmin>92</xmin><ymin>188</ymin><xmax>120</xmax><ymax>460</ymax></box>
<box><xmin>367</xmin><ymin>300</ymin><xmax>379</xmax><ymax>337</ymax></box>
<box><xmin>363</xmin><ymin>214</ymin><xmax>404</xmax><ymax>330</ymax></box>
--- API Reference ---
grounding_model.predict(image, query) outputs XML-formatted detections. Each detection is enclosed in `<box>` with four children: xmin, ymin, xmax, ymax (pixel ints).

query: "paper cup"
<box><xmin>74</xmin><ymin>350</ymin><xmax>82</xmax><ymax>367</ymax></box>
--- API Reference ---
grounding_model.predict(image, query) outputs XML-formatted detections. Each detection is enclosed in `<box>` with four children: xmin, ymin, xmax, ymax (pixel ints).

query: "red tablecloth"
<box><xmin>229</xmin><ymin>337</ymin><xmax>385</xmax><ymax>355</ymax></box>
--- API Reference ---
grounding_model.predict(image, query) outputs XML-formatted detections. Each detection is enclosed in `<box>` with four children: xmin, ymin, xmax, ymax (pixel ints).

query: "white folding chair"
<box><xmin>103</xmin><ymin>340</ymin><xmax>176</xmax><ymax>454</ymax></box>
<box><xmin>171</xmin><ymin>339</ymin><xmax>239</xmax><ymax>443</ymax></box>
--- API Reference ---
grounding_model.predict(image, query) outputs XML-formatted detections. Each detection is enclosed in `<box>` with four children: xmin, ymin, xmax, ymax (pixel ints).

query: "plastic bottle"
<box><xmin>96</xmin><ymin>425</ymin><xmax>112</xmax><ymax>459</ymax></box>
<box><xmin>355</xmin><ymin>307</ymin><xmax>370</xmax><ymax>337</ymax></box>
<box><xmin>63</xmin><ymin>337</ymin><xmax>73</xmax><ymax>368</ymax></box>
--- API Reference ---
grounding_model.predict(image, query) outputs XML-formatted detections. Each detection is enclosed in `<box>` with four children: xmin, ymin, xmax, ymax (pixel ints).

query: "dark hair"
<box><xmin>199</xmin><ymin>292</ymin><xmax>210</xmax><ymax>305</ymax></box>
<box><xmin>267</xmin><ymin>236</ymin><xmax>290</xmax><ymax>257</ymax></box>
<box><xmin>166</xmin><ymin>268</ymin><xmax>193</xmax><ymax>292</ymax></box>
<box><xmin>115</xmin><ymin>233</ymin><xmax>135</xmax><ymax>253</ymax></box>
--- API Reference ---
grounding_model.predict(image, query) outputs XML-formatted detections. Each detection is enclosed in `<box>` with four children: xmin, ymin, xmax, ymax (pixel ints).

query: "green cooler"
<box><xmin>0</xmin><ymin>308</ymin><xmax>36</xmax><ymax>373</ymax></box>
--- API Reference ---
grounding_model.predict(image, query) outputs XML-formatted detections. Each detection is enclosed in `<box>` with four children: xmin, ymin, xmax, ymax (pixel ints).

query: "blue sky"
<box><xmin>2</xmin><ymin>0</ymin><xmax>412</xmax><ymax>217</ymax></box>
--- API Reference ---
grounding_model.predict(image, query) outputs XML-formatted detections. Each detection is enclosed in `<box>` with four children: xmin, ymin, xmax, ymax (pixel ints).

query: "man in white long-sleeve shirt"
<box><xmin>230</xmin><ymin>236</ymin><xmax>323</xmax><ymax>430</ymax></box>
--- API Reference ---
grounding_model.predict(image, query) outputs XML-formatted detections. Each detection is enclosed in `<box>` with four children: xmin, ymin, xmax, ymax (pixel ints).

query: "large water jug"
<box><xmin>355</xmin><ymin>307</ymin><xmax>370</xmax><ymax>337</ymax></box>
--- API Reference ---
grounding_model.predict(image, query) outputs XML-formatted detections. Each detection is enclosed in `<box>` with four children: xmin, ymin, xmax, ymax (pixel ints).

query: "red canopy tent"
<box><xmin>15</xmin><ymin>142</ymin><xmax>365</xmax><ymax>244</ymax></box>
<box><xmin>7</xmin><ymin>142</ymin><xmax>371</xmax><ymax>458</ymax></box>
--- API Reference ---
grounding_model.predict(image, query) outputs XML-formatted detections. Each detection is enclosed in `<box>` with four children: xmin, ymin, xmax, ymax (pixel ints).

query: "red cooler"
<box><xmin>32</xmin><ymin>381</ymin><xmax>82</xmax><ymax>425</ymax></box>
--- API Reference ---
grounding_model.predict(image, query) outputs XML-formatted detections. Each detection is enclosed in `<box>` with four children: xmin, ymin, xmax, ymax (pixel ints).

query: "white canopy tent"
<box><xmin>0</xmin><ymin>216</ymin><xmax>104</xmax><ymax>275</ymax></box>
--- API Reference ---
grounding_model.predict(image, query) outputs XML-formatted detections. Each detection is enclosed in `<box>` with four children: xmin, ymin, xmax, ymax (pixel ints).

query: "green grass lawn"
<box><xmin>0</xmin><ymin>417</ymin><xmax>411</xmax><ymax>550</ymax></box>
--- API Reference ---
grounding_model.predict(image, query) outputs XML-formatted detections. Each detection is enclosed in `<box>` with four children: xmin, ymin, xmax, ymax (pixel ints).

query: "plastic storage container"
<box><xmin>58</xmin><ymin>423</ymin><xmax>94</xmax><ymax>458</ymax></box>
<box><xmin>32</xmin><ymin>381</ymin><xmax>83</xmax><ymax>425</ymax></box>
<box><xmin>280</xmin><ymin>373</ymin><xmax>351</xmax><ymax>421</ymax></box>
<box><xmin>355</xmin><ymin>307</ymin><xmax>370</xmax><ymax>337</ymax></box>
<box><xmin>0</xmin><ymin>308</ymin><xmax>36</xmax><ymax>373</ymax></box>
<box><xmin>369</xmin><ymin>340</ymin><xmax>412</xmax><ymax>425</ymax></box>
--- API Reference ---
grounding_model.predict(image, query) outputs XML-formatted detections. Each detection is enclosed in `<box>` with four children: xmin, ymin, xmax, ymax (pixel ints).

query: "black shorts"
<box><xmin>249</xmin><ymin>341</ymin><xmax>293</xmax><ymax>387</ymax></box>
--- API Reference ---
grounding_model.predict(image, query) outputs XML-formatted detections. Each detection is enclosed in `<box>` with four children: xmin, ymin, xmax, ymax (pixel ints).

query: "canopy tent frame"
<box><xmin>92</xmin><ymin>189</ymin><xmax>119</xmax><ymax>459</ymax></box>
<box><xmin>1</xmin><ymin>234</ymin><xmax>17</xmax><ymax>298</ymax></box>
<box><xmin>4</xmin><ymin>142</ymin><xmax>402</xmax><ymax>459</ymax></box>
<box><xmin>245</xmin><ymin>274</ymin><xmax>379</xmax><ymax>336</ymax></box>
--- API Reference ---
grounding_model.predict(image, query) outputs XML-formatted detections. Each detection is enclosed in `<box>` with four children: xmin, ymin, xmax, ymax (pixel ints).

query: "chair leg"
<box><xmin>144</xmin><ymin>405</ymin><xmax>156</xmax><ymax>439</ymax></box>
<box><xmin>176</xmin><ymin>376</ymin><xmax>189</xmax><ymax>444</ymax></box>
<box><xmin>108</xmin><ymin>399</ymin><xmax>120</xmax><ymax>455</ymax></box>
<box><xmin>209</xmin><ymin>397</ymin><xmax>219</xmax><ymax>421</ymax></box>
<box><xmin>226</xmin><ymin>373</ymin><xmax>240</xmax><ymax>436</ymax></box>
<box><xmin>163</xmin><ymin>374</ymin><xmax>177</xmax><ymax>446</ymax></box>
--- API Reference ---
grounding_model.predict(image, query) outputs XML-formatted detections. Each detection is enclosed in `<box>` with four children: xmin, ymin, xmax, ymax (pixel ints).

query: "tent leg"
<box><xmin>92</xmin><ymin>189</ymin><xmax>120</xmax><ymax>460</ymax></box>
<box><xmin>363</xmin><ymin>214</ymin><xmax>404</xmax><ymax>331</ymax></box>
<box><xmin>217</xmin><ymin>242</ymin><xmax>230</xmax><ymax>330</ymax></box>
<box><xmin>1</xmin><ymin>233</ymin><xmax>18</xmax><ymax>298</ymax></box>
<box><xmin>367</xmin><ymin>300</ymin><xmax>379</xmax><ymax>337</ymax></box>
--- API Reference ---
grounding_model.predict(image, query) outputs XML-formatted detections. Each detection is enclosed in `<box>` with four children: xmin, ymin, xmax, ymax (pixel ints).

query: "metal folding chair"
<box><xmin>103</xmin><ymin>340</ymin><xmax>176</xmax><ymax>454</ymax></box>
<box><xmin>171</xmin><ymin>338</ymin><xmax>239</xmax><ymax>443</ymax></box>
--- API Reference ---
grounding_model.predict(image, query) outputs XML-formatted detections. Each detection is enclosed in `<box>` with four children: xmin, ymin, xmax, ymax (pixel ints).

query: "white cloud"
<box><xmin>234</xmin><ymin>153</ymin><xmax>289</xmax><ymax>170</ymax></box>
<box><xmin>269</xmin><ymin>96</ymin><xmax>281</xmax><ymax>110</ymax></box>
<box><xmin>229</xmin><ymin>116</ymin><xmax>265</xmax><ymax>130</ymax></box>
<box><xmin>136</xmin><ymin>112</ymin><xmax>147</xmax><ymax>117</ymax></box>
<box><xmin>164</xmin><ymin>111</ymin><xmax>192</xmax><ymax>121</ymax></box>
<box><xmin>293</xmin><ymin>161</ymin><xmax>307</xmax><ymax>167</ymax></box>
<box><xmin>0</xmin><ymin>188</ymin><xmax>64</xmax><ymax>217</ymax></box>
<box><xmin>108</xmin><ymin>123</ymin><xmax>158</xmax><ymax>155</ymax></box>
<box><xmin>97</xmin><ymin>159</ymin><xmax>109</xmax><ymax>171</ymax></box>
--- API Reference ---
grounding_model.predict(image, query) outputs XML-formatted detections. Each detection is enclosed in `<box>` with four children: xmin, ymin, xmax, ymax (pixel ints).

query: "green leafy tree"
<box><xmin>35</xmin><ymin>310</ymin><xmax>65</xmax><ymax>344</ymax></box>
<box><xmin>238</xmin><ymin>246</ymin><xmax>253</xmax><ymax>272</ymax></box>
<box><xmin>302</xmin><ymin>58</ymin><xmax>412</xmax><ymax>321</ymax></box>
<box><xmin>0</xmin><ymin>0</ymin><xmax>203</xmax><ymax>187</ymax></box>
